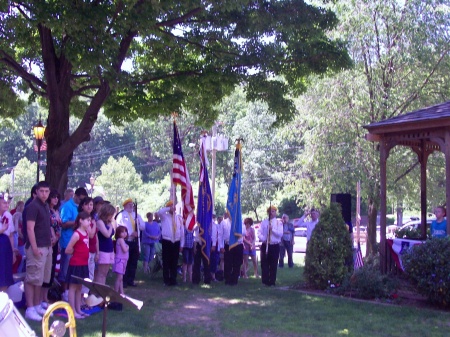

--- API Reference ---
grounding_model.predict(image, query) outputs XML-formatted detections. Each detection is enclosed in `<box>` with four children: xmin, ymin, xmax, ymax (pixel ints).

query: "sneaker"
<box><xmin>25</xmin><ymin>307</ymin><xmax>42</xmax><ymax>321</ymax></box>
<box><xmin>35</xmin><ymin>305</ymin><xmax>47</xmax><ymax>316</ymax></box>
<box><xmin>85</xmin><ymin>294</ymin><xmax>103</xmax><ymax>307</ymax></box>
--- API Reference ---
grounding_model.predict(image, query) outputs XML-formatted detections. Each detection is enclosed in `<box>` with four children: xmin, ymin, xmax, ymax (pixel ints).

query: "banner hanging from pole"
<box><xmin>172</xmin><ymin>120</ymin><xmax>196</xmax><ymax>230</ymax></box>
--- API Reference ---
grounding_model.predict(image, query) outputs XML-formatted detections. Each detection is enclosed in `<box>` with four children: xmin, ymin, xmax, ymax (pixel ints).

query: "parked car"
<box><xmin>399</xmin><ymin>219</ymin><xmax>432</xmax><ymax>231</ymax></box>
<box><xmin>394</xmin><ymin>213</ymin><xmax>436</xmax><ymax>226</ymax></box>
<box><xmin>293</xmin><ymin>227</ymin><xmax>307</xmax><ymax>253</ymax></box>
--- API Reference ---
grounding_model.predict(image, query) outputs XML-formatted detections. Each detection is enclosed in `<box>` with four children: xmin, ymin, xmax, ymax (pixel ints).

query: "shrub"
<box><xmin>395</xmin><ymin>227</ymin><xmax>430</xmax><ymax>239</ymax></box>
<box><xmin>402</xmin><ymin>238</ymin><xmax>450</xmax><ymax>307</ymax></box>
<box><xmin>304</xmin><ymin>203</ymin><xmax>353</xmax><ymax>289</ymax></box>
<box><xmin>394</xmin><ymin>227</ymin><xmax>422</xmax><ymax>239</ymax></box>
<box><xmin>345</xmin><ymin>254</ymin><xmax>398</xmax><ymax>299</ymax></box>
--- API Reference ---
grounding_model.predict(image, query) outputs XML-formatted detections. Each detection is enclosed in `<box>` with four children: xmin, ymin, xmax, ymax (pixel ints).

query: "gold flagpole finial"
<box><xmin>235</xmin><ymin>137</ymin><xmax>244</xmax><ymax>150</ymax></box>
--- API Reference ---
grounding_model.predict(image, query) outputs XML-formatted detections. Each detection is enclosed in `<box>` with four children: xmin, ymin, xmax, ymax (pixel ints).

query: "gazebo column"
<box><xmin>445</xmin><ymin>131</ymin><xmax>450</xmax><ymax>235</ymax></box>
<box><xmin>379</xmin><ymin>140</ymin><xmax>388</xmax><ymax>274</ymax></box>
<box><xmin>419</xmin><ymin>141</ymin><xmax>429</xmax><ymax>239</ymax></box>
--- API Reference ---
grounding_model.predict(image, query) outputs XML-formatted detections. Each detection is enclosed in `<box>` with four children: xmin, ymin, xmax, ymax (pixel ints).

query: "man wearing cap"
<box><xmin>258</xmin><ymin>205</ymin><xmax>283</xmax><ymax>286</ymax></box>
<box><xmin>297</xmin><ymin>208</ymin><xmax>320</xmax><ymax>242</ymax></box>
<box><xmin>156</xmin><ymin>201</ymin><xmax>185</xmax><ymax>286</ymax></box>
<box><xmin>59</xmin><ymin>187</ymin><xmax>88</xmax><ymax>300</ymax></box>
<box><xmin>116</xmin><ymin>198</ymin><xmax>144</xmax><ymax>287</ymax></box>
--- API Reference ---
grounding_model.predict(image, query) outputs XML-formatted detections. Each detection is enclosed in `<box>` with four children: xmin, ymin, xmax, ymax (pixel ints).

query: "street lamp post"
<box><xmin>33</xmin><ymin>119</ymin><xmax>45</xmax><ymax>183</ymax></box>
<box><xmin>89</xmin><ymin>176</ymin><xmax>96</xmax><ymax>197</ymax></box>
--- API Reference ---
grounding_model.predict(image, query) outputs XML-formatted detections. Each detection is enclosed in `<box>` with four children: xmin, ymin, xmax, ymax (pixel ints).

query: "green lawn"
<box><xmin>27</xmin><ymin>254</ymin><xmax>449</xmax><ymax>337</ymax></box>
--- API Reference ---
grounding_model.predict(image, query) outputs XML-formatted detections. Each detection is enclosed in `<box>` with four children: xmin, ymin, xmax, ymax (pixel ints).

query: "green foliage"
<box><xmin>95</xmin><ymin>156</ymin><xmax>143</xmax><ymax>207</ymax></box>
<box><xmin>0</xmin><ymin>158</ymin><xmax>41</xmax><ymax>199</ymax></box>
<box><xmin>137</xmin><ymin>175</ymin><xmax>171</xmax><ymax>215</ymax></box>
<box><xmin>402</xmin><ymin>238</ymin><xmax>450</xmax><ymax>307</ymax></box>
<box><xmin>338</xmin><ymin>254</ymin><xmax>398</xmax><ymax>300</ymax></box>
<box><xmin>0</xmin><ymin>103</ymin><xmax>44</xmax><ymax>172</ymax></box>
<box><xmin>304</xmin><ymin>203</ymin><xmax>353</xmax><ymax>289</ymax></box>
<box><xmin>394</xmin><ymin>227</ymin><xmax>424</xmax><ymax>239</ymax></box>
<box><xmin>285</xmin><ymin>0</ymin><xmax>450</xmax><ymax>255</ymax></box>
<box><xmin>0</xmin><ymin>0</ymin><xmax>351</xmax><ymax>190</ymax></box>
<box><xmin>278</xmin><ymin>197</ymin><xmax>303</xmax><ymax>218</ymax></box>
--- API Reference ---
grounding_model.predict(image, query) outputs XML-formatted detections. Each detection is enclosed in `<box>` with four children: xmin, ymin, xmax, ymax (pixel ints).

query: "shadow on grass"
<box><xmin>26</xmin><ymin>254</ymin><xmax>450</xmax><ymax>337</ymax></box>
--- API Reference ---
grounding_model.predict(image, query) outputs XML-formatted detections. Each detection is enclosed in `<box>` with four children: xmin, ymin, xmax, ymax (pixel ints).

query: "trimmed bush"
<box><xmin>346</xmin><ymin>254</ymin><xmax>398</xmax><ymax>299</ymax></box>
<box><xmin>304</xmin><ymin>203</ymin><xmax>353</xmax><ymax>289</ymax></box>
<box><xmin>394</xmin><ymin>227</ymin><xmax>422</xmax><ymax>239</ymax></box>
<box><xmin>402</xmin><ymin>238</ymin><xmax>450</xmax><ymax>307</ymax></box>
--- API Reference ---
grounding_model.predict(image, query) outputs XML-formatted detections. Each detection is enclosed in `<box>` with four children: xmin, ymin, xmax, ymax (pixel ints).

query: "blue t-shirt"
<box><xmin>60</xmin><ymin>198</ymin><xmax>78</xmax><ymax>248</ymax></box>
<box><xmin>431</xmin><ymin>219</ymin><xmax>447</xmax><ymax>238</ymax></box>
<box><xmin>142</xmin><ymin>221</ymin><xmax>161</xmax><ymax>245</ymax></box>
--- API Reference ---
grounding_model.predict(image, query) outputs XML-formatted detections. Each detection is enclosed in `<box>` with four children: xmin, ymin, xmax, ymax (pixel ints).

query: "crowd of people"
<box><xmin>0</xmin><ymin>182</ymin><xmax>327</xmax><ymax>323</ymax></box>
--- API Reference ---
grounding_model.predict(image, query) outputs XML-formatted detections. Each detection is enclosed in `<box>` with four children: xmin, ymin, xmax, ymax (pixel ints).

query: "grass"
<box><xmin>28</xmin><ymin>254</ymin><xmax>450</xmax><ymax>337</ymax></box>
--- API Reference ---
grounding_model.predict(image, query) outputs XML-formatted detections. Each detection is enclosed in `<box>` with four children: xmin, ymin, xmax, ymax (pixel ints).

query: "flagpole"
<box><xmin>266</xmin><ymin>200</ymin><xmax>271</xmax><ymax>254</ymax></box>
<box><xmin>356</xmin><ymin>181</ymin><xmax>360</xmax><ymax>244</ymax></box>
<box><xmin>172</xmin><ymin>117</ymin><xmax>177</xmax><ymax>241</ymax></box>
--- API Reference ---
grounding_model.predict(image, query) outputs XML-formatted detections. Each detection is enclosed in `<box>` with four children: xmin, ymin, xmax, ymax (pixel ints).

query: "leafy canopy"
<box><xmin>0</xmin><ymin>0</ymin><xmax>351</xmax><ymax>126</ymax></box>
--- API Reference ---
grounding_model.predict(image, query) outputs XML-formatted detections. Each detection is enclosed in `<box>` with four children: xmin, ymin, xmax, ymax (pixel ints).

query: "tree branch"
<box><xmin>0</xmin><ymin>50</ymin><xmax>47</xmax><ymax>92</ymax></box>
<box><xmin>394</xmin><ymin>160</ymin><xmax>419</xmax><ymax>184</ymax></box>
<box><xmin>56</xmin><ymin>82</ymin><xmax>111</xmax><ymax>158</ymax></box>
<box><xmin>72</xmin><ymin>84</ymin><xmax>102</xmax><ymax>96</ymax></box>
<box><xmin>390</xmin><ymin>48</ymin><xmax>450</xmax><ymax>118</ymax></box>
<box><xmin>155</xmin><ymin>8</ymin><xmax>203</xmax><ymax>28</ymax></box>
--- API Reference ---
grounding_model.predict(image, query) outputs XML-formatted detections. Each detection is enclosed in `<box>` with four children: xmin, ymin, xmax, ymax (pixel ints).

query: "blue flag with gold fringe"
<box><xmin>196</xmin><ymin>137</ymin><xmax>212</xmax><ymax>261</ymax></box>
<box><xmin>227</xmin><ymin>141</ymin><xmax>242</xmax><ymax>249</ymax></box>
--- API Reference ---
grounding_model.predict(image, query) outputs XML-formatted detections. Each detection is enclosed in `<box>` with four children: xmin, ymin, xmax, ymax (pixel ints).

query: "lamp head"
<box><xmin>33</xmin><ymin>120</ymin><xmax>45</xmax><ymax>140</ymax></box>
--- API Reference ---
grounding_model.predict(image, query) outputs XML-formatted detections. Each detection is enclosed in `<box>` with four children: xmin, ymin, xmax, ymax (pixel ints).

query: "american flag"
<box><xmin>354</xmin><ymin>242</ymin><xmax>364</xmax><ymax>270</ymax></box>
<box><xmin>33</xmin><ymin>140</ymin><xmax>47</xmax><ymax>152</ymax></box>
<box><xmin>173</xmin><ymin>121</ymin><xmax>196</xmax><ymax>230</ymax></box>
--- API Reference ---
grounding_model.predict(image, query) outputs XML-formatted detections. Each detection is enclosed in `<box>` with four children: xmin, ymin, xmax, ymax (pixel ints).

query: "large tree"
<box><xmin>287</xmin><ymin>0</ymin><xmax>450</xmax><ymax>255</ymax></box>
<box><xmin>0</xmin><ymin>0</ymin><xmax>350</xmax><ymax>192</ymax></box>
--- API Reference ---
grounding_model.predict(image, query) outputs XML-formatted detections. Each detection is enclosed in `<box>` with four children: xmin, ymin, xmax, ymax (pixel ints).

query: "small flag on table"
<box><xmin>354</xmin><ymin>242</ymin><xmax>364</xmax><ymax>270</ymax></box>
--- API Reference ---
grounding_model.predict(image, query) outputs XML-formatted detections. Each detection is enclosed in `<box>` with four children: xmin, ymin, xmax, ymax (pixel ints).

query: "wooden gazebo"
<box><xmin>364</xmin><ymin>101</ymin><xmax>450</xmax><ymax>272</ymax></box>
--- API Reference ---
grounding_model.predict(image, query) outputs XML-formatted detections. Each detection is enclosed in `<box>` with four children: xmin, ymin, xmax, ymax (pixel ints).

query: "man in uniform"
<box><xmin>219</xmin><ymin>212</ymin><xmax>231</xmax><ymax>281</ymax></box>
<box><xmin>258</xmin><ymin>205</ymin><xmax>283</xmax><ymax>286</ymax></box>
<box><xmin>156</xmin><ymin>201</ymin><xmax>184</xmax><ymax>286</ymax></box>
<box><xmin>116</xmin><ymin>198</ymin><xmax>144</xmax><ymax>287</ymax></box>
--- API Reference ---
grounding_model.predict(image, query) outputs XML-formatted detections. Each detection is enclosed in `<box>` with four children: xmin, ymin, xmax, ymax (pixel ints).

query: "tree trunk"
<box><xmin>39</xmin><ymin>24</ymin><xmax>111</xmax><ymax>194</ymax></box>
<box><xmin>254</xmin><ymin>208</ymin><xmax>259</xmax><ymax>223</ymax></box>
<box><xmin>366</xmin><ymin>197</ymin><xmax>378</xmax><ymax>256</ymax></box>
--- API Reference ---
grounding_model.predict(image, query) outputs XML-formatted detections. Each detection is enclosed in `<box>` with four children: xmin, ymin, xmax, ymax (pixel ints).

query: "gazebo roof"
<box><xmin>364</xmin><ymin>100</ymin><xmax>450</xmax><ymax>135</ymax></box>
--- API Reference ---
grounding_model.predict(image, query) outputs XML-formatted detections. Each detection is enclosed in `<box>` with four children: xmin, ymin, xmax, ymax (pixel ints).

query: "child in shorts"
<box><xmin>113</xmin><ymin>226</ymin><xmax>129</xmax><ymax>294</ymax></box>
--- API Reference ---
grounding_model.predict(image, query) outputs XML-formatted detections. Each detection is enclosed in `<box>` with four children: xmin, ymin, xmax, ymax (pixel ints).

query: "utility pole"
<box><xmin>207</xmin><ymin>122</ymin><xmax>228</xmax><ymax>216</ymax></box>
<box><xmin>211</xmin><ymin>124</ymin><xmax>217</xmax><ymax>215</ymax></box>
